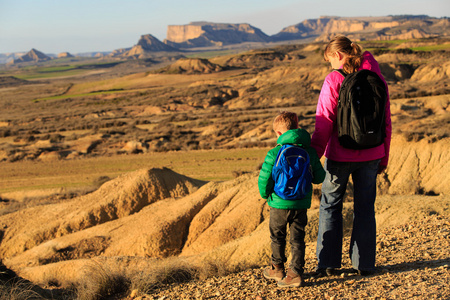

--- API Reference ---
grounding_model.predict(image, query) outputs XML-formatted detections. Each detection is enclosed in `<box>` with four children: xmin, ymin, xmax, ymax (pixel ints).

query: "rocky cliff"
<box><xmin>164</xmin><ymin>22</ymin><xmax>271</xmax><ymax>49</ymax></box>
<box><xmin>273</xmin><ymin>15</ymin><xmax>449</xmax><ymax>42</ymax></box>
<box><xmin>162</xmin><ymin>16</ymin><xmax>448</xmax><ymax>50</ymax></box>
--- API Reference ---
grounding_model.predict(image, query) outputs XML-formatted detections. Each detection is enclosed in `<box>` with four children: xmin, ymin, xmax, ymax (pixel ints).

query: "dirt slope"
<box><xmin>0</xmin><ymin>136</ymin><xmax>449</xmax><ymax>288</ymax></box>
<box><xmin>13</xmin><ymin>194</ymin><xmax>449</xmax><ymax>290</ymax></box>
<box><xmin>146</xmin><ymin>213</ymin><xmax>450</xmax><ymax>300</ymax></box>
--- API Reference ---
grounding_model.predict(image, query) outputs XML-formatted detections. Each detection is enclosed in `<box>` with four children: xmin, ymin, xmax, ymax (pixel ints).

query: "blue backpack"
<box><xmin>272</xmin><ymin>144</ymin><xmax>312</xmax><ymax>200</ymax></box>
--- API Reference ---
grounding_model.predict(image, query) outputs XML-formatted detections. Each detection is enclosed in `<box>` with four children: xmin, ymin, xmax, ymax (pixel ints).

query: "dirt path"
<box><xmin>137</xmin><ymin>214</ymin><xmax>450</xmax><ymax>300</ymax></box>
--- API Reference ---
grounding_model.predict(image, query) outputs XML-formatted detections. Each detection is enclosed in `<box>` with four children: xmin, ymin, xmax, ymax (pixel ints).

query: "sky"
<box><xmin>0</xmin><ymin>0</ymin><xmax>449</xmax><ymax>54</ymax></box>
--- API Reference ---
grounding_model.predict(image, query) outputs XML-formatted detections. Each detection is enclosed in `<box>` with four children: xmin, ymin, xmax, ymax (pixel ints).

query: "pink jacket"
<box><xmin>311</xmin><ymin>51</ymin><xmax>392</xmax><ymax>167</ymax></box>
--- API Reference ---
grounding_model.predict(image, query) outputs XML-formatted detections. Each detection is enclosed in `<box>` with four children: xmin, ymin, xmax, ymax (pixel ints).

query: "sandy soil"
<box><xmin>138</xmin><ymin>213</ymin><xmax>450</xmax><ymax>300</ymax></box>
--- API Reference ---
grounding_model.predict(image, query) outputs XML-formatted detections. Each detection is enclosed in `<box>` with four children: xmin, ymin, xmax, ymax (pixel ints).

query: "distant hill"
<box><xmin>136</xmin><ymin>34</ymin><xmax>179</xmax><ymax>52</ymax></box>
<box><xmin>109</xmin><ymin>34</ymin><xmax>180</xmax><ymax>59</ymax></box>
<box><xmin>273</xmin><ymin>15</ymin><xmax>449</xmax><ymax>42</ymax></box>
<box><xmin>76</xmin><ymin>51</ymin><xmax>111</xmax><ymax>58</ymax></box>
<box><xmin>163</xmin><ymin>16</ymin><xmax>449</xmax><ymax>49</ymax></box>
<box><xmin>123</xmin><ymin>34</ymin><xmax>180</xmax><ymax>58</ymax></box>
<box><xmin>8</xmin><ymin>48</ymin><xmax>51</xmax><ymax>65</ymax></box>
<box><xmin>164</xmin><ymin>22</ymin><xmax>272</xmax><ymax>49</ymax></box>
<box><xmin>0</xmin><ymin>52</ymin><xmax>26</xmax><ymax>64</ymax></box>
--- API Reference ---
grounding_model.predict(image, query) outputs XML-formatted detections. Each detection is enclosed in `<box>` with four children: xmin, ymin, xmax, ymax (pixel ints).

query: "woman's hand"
<box><xmin>377</xmin><ymin>165</ymin><xmax>387</xmax><ymax>174</ymax></box>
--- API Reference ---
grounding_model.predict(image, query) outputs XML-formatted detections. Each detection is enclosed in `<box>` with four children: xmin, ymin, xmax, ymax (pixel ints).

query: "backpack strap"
<box><xmin>333</xmin><ymin>69</ymin><xmax>347</xmax><ymax>78</ymax></box>
<box><xmin>278</xmin><ymin>143</ymin><xmax>303</xmax><ymax>148</ymax></box>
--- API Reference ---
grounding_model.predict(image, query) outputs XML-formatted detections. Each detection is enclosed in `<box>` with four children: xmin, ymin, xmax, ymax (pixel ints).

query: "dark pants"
<box><xmin>269</xmin><ymin>207</ymin><xmax>308</xmax><ymax>275</ymax></box>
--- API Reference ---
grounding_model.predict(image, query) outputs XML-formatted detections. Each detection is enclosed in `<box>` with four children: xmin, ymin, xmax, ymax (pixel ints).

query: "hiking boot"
<box><xmin>262</xmin><ymin>263</ymin><xmax>285</xmax><ymax>281</ymax></box>
<box><xmin>353</xmin><ymin>268</ymin><xmax>376</xmax><ymax>276</ymax></box>
<box><xmin>326</xmin><ymin>268</ymin><xmax>338</xmax><ymax>276</ymax></box>
<box><xmin>312</xmin><ymin>268</ymin><xmax>336</xmax><ymax>278</ymax></box>
<box><xmin>277</xmin><ymin>268</ymin><xmax>304</xmax><ymax>288</ymax></box>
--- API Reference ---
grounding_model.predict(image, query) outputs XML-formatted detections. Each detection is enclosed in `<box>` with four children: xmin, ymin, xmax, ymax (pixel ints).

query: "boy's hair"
<box><xmin>273</xmin><ymin>111</ymin><xmax>299</xmax><ymax>132</ymax></box>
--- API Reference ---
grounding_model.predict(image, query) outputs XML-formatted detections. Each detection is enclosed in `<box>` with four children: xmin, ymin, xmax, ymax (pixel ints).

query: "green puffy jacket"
<box><xmin>258</xmin><ymin>128</ymin><xmax>325</xmax><ymax>209</ymax></box>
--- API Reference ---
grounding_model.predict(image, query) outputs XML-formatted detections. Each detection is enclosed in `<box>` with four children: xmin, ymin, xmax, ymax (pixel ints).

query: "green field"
<box><xmin>16</xmin><ymin>69</ymin><xmax>89</xmax><ymax>80</ymax></box>
<box><xmin>32</xmin><ymin>89</ymin><xmax>128</xmax><ymax>102</ymax></box>
<box><xmin>410</xmin><ymin>43</ymin><xmax>450</xmax><ymax>51</ymax></box>
<box><xmin>361</xmin><ymin>39</ymin><xmax>450</xmax><ymax>52</ymax></box>
<box><xmin>13</xmin><ymin>61</ymin><xmax>123</xmax><ymax>80</ymax></box>
<box><xmin>0</xmin><ymin>148</ymin><xmax>269</xmax><ymax>195</ymax></box>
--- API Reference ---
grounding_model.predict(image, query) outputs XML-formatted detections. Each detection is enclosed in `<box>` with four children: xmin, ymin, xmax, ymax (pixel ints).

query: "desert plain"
<box><xmin>0</xmin><ymin>38</ymin><xmax>449</xmax><ymax>299</ymax></box>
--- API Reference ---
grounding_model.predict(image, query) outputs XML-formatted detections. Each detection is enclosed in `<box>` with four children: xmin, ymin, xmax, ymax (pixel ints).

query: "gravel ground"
<box><xmin>129</xmin><ymin>214</ymin><xmax>450</xmax><ymax>300</ymax></box>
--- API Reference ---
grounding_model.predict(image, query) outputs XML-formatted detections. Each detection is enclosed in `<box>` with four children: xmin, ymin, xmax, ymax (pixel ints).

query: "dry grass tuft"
<box><xmin>197</xmin><ymin>257</ymin><xmax>240</xmax><ymax>280</ymax></box>
<box><xmin>75</xmin><ymin>261</ymin><xmax>129</xmax><ymax>300</ymax></box>
<box><xmin>130</xmin><ymin>258</ymin><xmax>197</xmax><ymax>295</ymax></box>
<box><xmin>0</xmin><ymin>279</ymin><xmax>45</xmax><ymax>300</ymax></box>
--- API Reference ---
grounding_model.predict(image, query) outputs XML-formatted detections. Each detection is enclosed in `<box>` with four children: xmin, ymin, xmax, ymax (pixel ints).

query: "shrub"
<box><xmin>0</xmin><ymin>129</ymin><xmax>11</xmax><ymax>138</ymax></box>
<box><xmin>231</xmin><ymin>170</ymin><xmax>250</xmax><ymax>178</ymax></box>
<box><xmin>93</xmin><ymin>176</ymin><xmax>111</xmax><ymax>187</ymax></box>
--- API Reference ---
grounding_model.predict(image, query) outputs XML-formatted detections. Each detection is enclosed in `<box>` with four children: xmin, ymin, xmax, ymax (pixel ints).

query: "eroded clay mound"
<box><xmin>161</xmin><ymin>58</ymin><xmax>223</xmax><ymax>74</ymax></box>
<box><xmin>384</xmin><ymin>136</ymin><xmax>450</xmax><ymax>195</ymax></box>
<box><xmin>0</xmin><ymin>168</ymin><xmax>205</xmax><ymax>258</ymax></box>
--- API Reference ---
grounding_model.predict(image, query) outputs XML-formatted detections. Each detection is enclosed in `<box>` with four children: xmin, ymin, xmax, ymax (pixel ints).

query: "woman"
<box><xmin>311</xmin><ymin>35</ymin><xmax>391</xmax><ymax>276</ymax></box>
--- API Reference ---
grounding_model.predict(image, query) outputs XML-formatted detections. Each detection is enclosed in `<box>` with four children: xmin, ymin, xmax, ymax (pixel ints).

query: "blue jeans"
<box><xmin>269</xmin><ymin>207</ymin><xmax>307</xmax><ymax>275</ymax></box>
<box><xmin>316</xmin><ymin>158</ymin><xmax>380</xmax><ymax>271</ymax></box>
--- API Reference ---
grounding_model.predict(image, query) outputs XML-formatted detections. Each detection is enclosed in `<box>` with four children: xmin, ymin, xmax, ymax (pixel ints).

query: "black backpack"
<box><xmin>335</xmin><ymin>69</ymin><xmax>387</xmax><ymax>149</ymax></box>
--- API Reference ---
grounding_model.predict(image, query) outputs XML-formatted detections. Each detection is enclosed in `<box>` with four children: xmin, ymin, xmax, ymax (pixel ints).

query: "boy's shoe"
<box><xmin>262</xmin><ymin>263</ymin><xmax>285</xmax><ymax>281</ymax></box>
<box><xmin>277</xmin><ymin>268</ymin><xmax>304</xmax><ymax>288</ymax></box>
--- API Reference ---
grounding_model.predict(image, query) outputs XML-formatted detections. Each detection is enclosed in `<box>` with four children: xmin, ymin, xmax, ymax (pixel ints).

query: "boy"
<box><xmin>258</xmin><ymin>111</ymin><xmax>325</xmax><ymax>287</ymax></box>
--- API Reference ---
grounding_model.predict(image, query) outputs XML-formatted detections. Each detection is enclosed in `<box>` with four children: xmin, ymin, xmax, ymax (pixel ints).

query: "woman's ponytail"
<box><xmin>324</xmin><ymin>36</ymin><xmax>363</xmax><ymax>74</ymax></box>
<box><xmin>343</xmin><ymin>42</ymin><xmax>363</xmax><ymax>73</ymax></box>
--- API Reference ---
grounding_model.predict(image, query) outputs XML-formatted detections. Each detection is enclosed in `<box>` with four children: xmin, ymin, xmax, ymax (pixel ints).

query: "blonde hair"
<box><xmin>273</xmin><ymin>111</ymin><xmax>299</xmax><ymax>132</ymax></box>
<box><xmin>324</xmin><ymin>35</ymin><xmax>363</xmax><ymax>74</ymax></box>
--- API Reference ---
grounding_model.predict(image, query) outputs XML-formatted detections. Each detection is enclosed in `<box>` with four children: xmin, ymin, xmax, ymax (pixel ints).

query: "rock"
<box><xmin>37</xmin><ymin>151</ymin><xmax>62</xmax><ymax>161</ymax></box>
<box><xmin>69</xmin><ymin>135</ymin><xmax>102</xmax><ymax>154</ymax></box>
<box><xmin>122</xmin><ymin>141</ymin><xmax>149</xmax><ymax>153</ymax></box>
<box><xmin>129</xmin><ymin>289</ymin><xmax>138</xmax><ymax>298</ymax></box>
<box><xmin>58</xmin><ymin>52</ymin><xmax>74</xmax><ymax>58</ymax></box>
